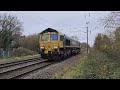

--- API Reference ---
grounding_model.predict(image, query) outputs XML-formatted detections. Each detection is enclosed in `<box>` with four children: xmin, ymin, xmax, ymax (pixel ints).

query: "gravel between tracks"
<box><xmin>17</xmin><ymin>54</ymin><xmax>83</xmax><ymax>79</ymax></box>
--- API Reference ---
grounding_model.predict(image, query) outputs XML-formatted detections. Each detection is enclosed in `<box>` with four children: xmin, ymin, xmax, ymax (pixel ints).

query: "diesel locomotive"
<box><xmin>39</xmin><ymin>28</ymin><xmax>81</xmax><ymax>60</ymax></box>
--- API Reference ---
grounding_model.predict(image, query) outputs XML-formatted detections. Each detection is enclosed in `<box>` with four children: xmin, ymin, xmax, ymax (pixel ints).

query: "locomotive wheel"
<box><xmin>41</xmin><ymin>54</ymin><xmax>47</xmax><ymax>59</ymax></box>
<box><xmin>60</xmin><ymin>54</ymin><xmax>64</xmax><ymax>59</ymax></box>
<box><xmin>52</xmin><ymin>55</ymin><xmax>60</xmax><ymax>61</ymax></box>
<box><xmin>59</xmin><ymin>51</ymin><xmax>64</xmax><ymax>59</ymax></box>
<box><xmin>48</xmin><ymin>54</ymin><xmax>53</xmax><ymax>61</ymax></box>
<box><xmin>64</xmin><ymin>51</ymin><xmax>66</xmax><ymax>58</ymax></box>
<box><xmin>48</xmin><ymin>58</ymin><xmax>52</xmax><ymax>61</ymax></box>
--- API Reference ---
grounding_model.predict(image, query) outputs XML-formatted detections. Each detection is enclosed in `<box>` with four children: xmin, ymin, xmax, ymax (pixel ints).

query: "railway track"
<box><xmin>0</xmin><ymin>58</ymin><xmax>54</xmax><ymax>79</ymax></box>
<box><xmin>0</xmin><ymin>53</ymin><xmax>82</xmax><ymax>79</ymax></box>
<box><xmin>0</xmin><ymin>57</ymin><xmax>41</xmax><ymax>68</ymax></box>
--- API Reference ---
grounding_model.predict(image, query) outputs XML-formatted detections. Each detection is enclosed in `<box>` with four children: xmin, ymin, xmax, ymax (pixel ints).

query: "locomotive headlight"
<box><xmin>54</xmin><ymin>46</ymin><xmax>58</xmax><ymax>49</ymax></box>
<box><xmin>41</xmin><ymin>46</ymin><xmax>44</xmax><ymax>49</ymax></box>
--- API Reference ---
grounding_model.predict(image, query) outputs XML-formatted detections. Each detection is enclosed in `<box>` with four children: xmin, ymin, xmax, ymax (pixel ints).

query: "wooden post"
<box><xmin>8</xmin><ymin>51</ymin><xmax>10</xmax><ymax>57</ymax></box>
<box><xmin>3</xmin><ymin>50</ymin><xmax>4</xmax><ymax>58</ymax></box>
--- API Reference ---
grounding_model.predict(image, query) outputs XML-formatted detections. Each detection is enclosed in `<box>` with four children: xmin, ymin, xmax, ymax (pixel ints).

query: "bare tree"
<box><xmin>0</xmin><ymin>13</ymin><xmax>23</xmax><ymax>49</ymax></box>
<box><xmin>101</xmin><ymin>11</ymin><xmax>120</xmax><ymax>32</ymax></box>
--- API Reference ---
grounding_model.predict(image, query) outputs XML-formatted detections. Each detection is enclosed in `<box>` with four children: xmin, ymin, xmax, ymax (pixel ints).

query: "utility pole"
<box><xmin>86</xmin><ymin>21</ymin><xmax>89</xmax><ymax>53</ymax></box>
<box><xmin>87</xmin><ymin>26</ymin><xmax>89</xmax><ymax>53</ymax></box>
<box><xmin>72</xmin><ymin>26</ymin><xmax>89</xmax><ymax>53</ymax></box>
<box><xmin>84</xmin><ymin>12</ymin><xmax>90</xmax><ymax>53</ymax></box>
<box><xmin>70</xmin><ymin>12</ymin><xmax>90</xmax><ymax>53</ymax></box>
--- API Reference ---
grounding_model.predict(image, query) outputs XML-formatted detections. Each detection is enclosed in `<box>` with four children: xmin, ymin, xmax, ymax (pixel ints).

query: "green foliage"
<box><xmin>55</xmin><ymin>27</ymin><xmax>120</xmax><ymax>79</ymax></box>
<box><xmin>86</xmin><ymin>27</ymin><xmax>120</xmax><ymax>79</ymax></box>
<box><xmin>19</xmin><ymin>34</ymin><xmax>40</xmax><ymax>52</ymax></box>
<box><xmin>0</xmin><ymin>13</ymin><xmax>40</xmax><ymax>57</ymax></box>
<box><xmin>81</xmin><ymin>42</ymin><xmax>90</xmax><ymax>49</ymax></box>
<box><xmin>81</xmin><ymin>42</ymin><xmax>90</xmax><ymax>53</ymax></box>
<box><xmin>55</xmin><ymin>50</ymin><xmax>120</xmax><ymax>79</ymax></box>
<box><xmin>94</xmin><ymin>33</ymin><xmax>102</xmax><ymax>50</ymax></box>
<box><xmin>81</xmin><ymin>51</ymin><xmax>115</xmax><ymax>79</ymax></box>
<box><xmin>108</xmin><ymin>27</ymin><xmax>120</xmax><ymax>60</ymax></box>
<box><xmin>93</xmin><ymin>27</ymin><xmax>120</xmax><ymax>60</ymax></box>
<box><xmin>94</xmin><ymin>33</ymin><xmax>111</xmax><ymax>53</ymax></box>
<box><xmin>54</xmin><ymin>12</ymin><xmax>120</xmax><ymax>79</ymax></box>
<box><xmin>13</xmin><ymin>47</ymin><xmax>37</xmax><ymax>57</ymax></box>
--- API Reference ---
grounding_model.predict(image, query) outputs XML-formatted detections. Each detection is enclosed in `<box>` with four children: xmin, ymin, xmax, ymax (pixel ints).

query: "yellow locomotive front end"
<box><xmin>39</xmin><ymin>28</ymin><xmax>63</xmax><ymax>60</ymax></box>
<box><xmin>39</xmin><ymin>28</ymin><xmax>81</xmax><ymax>60</ymax></box>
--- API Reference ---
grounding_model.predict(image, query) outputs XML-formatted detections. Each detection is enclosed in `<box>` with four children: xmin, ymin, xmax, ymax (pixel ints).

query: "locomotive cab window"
<box><xmin>60</xmin><ymin>35</ymin><xmax>64</xmax><ymax>41</ymax></box>
<box><xmin>50</xmin><ymin>34</ymin><xmax>58</xmax><ymax>41</ymax></box>
<box><xmin>41</xmin><ymin>34</ymin><xmax>49</xmax><ymax>41</ymax></box>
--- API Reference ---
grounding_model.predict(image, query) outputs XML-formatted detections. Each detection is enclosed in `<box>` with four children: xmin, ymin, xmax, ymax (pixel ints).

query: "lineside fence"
<box><xmin>0</xmin><ymin>48</ymin><xmax>13</xmax><ymax>58</ymax></box>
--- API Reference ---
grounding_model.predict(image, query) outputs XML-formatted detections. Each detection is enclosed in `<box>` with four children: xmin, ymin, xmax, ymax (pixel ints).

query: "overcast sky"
<box><xmin>0</xmin><ymin>11</ymin><xmax>111</xmax><ymax>47</ymax></box>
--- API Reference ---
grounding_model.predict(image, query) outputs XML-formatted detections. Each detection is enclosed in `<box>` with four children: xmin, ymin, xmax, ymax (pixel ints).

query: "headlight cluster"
<box><xmin>54</xmin><ymin>46</ymin><xmax>58</xmax><ymax>49</ymax></box>
<box><xmin>41</xmin><ymin>46</ymin><xmax>44</xmax><ymax>49</ymax></box>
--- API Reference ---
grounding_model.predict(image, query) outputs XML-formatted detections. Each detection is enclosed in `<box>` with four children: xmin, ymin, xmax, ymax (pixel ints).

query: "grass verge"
<box><xmin>53</xmin><ymin>54</ymin><xmax>87</xmax><ymax>79</ymax></box>
<box><xmin>53</xmin><ymin>51</ymin><xmax>120</xmax><ymax>79</ymax></box>
<box><xmin>0</xmin><ymin>54</ymin><xmax>40</xmax><ymax>64</ymax></box>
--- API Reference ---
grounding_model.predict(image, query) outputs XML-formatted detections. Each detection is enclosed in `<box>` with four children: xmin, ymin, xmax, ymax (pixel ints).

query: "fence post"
<box><xmin>0</xmin><ymin>49</ymin><xmax>1</xmax><ymax>58</ymax></box>
<box><xmin>8</xmin><ymin>51</ymin><xmax>9</xmax><ymax>57</ymax></box>
<box><xmin>3</xmin><ymin>50</ymin><xmax>4</xmax><ymax>58</ymax></box>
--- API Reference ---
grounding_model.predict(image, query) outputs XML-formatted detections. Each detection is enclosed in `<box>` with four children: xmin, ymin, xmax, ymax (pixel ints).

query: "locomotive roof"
<box><xmin>40</xmin><ymin>28</ymin><xmax>64</xmax><ymax>35</ymax></box>
<box><xmin>40</xmin><ymin>28</ymin><xmax>80</xmax><ymax>43</ymax></box>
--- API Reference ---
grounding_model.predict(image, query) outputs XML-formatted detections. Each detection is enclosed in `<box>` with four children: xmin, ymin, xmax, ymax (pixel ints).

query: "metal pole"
<box><xmin>87</xmin><ymin>26</ymin><xmax>88</xmax><ymax>53</ymax></box>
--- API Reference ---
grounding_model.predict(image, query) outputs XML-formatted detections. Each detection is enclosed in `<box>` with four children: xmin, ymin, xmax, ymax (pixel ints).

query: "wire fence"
<box><xmin>0</xmin><ymin>48</ymin><xmax>13</xmax><ymax>58</ymax></box>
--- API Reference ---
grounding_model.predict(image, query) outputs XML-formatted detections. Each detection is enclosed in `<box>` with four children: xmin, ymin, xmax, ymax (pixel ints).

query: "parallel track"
<box><xmin>0</xmin><ymin>57</ymin><xmax>41</xmax><ymax>68</ymax></box>
<box><xmin>0</xmin><ymin>58</ymin><xmax>54</xmax><ymax>79</ymax></box>
<box><xmin>0</xmin><ymin>53</ymin><xmax>82</xmax><ymax>79</ymax></box>
<box><xmin>12</xmin><ymin>62</ymin><xmax>53</xmax><ymax>79</ymax></box>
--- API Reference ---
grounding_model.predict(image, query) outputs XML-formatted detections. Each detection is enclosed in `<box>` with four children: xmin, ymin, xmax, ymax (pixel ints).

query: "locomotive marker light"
<box><xmin>54</xmin><ymin>46</ymin><xmax>58</xmax><ymax>49</ymax></box>
<box><xmin>41</xmin><ymin>46</ymin><xmax>44</xmax><ymax>49</ymax></box>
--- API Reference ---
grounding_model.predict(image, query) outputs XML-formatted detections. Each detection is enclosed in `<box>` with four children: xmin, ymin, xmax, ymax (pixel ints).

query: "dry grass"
<box><xmin>0</xmin><ymin>54</ymin><xmax>40</xmax><ymax>64</ymax></box>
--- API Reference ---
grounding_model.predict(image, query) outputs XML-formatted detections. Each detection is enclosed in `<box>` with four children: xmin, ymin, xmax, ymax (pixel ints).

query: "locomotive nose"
<box><xmin>48</xmin><ymin>45</ymin><xmax>51</xmax><ymax>48</ymax></box>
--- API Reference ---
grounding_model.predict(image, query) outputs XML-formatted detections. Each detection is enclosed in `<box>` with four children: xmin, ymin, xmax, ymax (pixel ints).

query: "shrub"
<box><xmin>81</xmin><ymin>50</ymin><xmax>120</xmax><ymax>79</ymax></box>
<box><xmin>12</xmin><ymin>47</ymin><xmax>37</xmax><ymax>57</ymax></box>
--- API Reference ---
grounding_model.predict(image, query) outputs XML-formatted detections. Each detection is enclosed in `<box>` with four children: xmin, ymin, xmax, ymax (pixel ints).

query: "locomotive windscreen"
<box><xmin>41</xmin><ymin>34</ymin><xmax>49</xmax><ymax>41</ymax></box>
<box><xmin>50</xmin><ymin>34</ymin><xmax>58</xmax><ymax>41</ymax></box>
